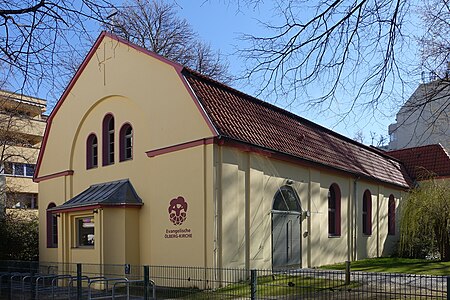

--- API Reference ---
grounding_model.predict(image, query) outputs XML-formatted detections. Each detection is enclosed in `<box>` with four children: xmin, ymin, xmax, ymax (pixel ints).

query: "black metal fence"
<box><xmin>0</xmin><ymin>260</ymin><xmax>448</xmax><ymax>299</ymax></box>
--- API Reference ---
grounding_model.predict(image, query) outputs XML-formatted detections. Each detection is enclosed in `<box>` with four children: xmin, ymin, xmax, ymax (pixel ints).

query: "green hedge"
<box><xmin>0</xmin><ymin>210</ymin><xmax>39</xmax><ymax>261</ymax></box>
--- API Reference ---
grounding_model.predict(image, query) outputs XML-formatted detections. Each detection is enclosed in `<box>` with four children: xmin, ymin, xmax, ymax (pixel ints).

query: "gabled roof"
<box><xmin>387</xmin><ymin>144</ymin><xmax>450</xmax><ymax>180</ymax></box>
<box><xmin>50</xmin><ymin>179</ymin><xmax>142</xmax><ymax>212</ymax></box>
<box><xmin>36</xmin><ymin>32</ymin><xmax>412</xmax><ymax>189</ymax></box>
<box><xmin>183</xmin><ymin>69</ymin><xmax>412</xmax><ymax>188</ymax></box>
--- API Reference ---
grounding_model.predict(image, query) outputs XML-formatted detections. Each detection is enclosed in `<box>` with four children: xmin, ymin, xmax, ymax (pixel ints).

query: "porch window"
<box><xmin>102</xmin><ymin>114</ymin><xmax>115</xmax><ymax>166</ymax></box>
<box><xmin>46</xmin><ymin>203</ymin><xmax>58</xmax><ymax>248</ymax></box>
<box><xmin>328</xmin><ymin>184</ymin><xmax>341</xmax><ymax>237</ymax></box>
<box><xmin>76</xmin><ymin>216</ymin><xmax>95</xmax><ymax>247</ymax></box>
<box><xmin>388</xmin><ymin>195</ymin><xmax>396</xmax><ymax>235</ymax></box>
<box><xmin>362</xmin><ymin>190</ymin><xmax>372</xmax><ymax>235</ymax></box>
<box><xmin>119</xmin><ymin>123</ymin><xmax>133</xmax><ymax>161</ymax></box>
<box><xmin>86</xmin><ymin>134</ymin><xmax>98</xmax><ymax>169</ymax></box>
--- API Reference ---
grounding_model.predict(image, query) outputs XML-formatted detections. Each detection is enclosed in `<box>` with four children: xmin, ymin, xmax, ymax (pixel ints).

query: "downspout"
<box><xmin>353</xmin><ymin>177</ymin><xmax>360</xmax><ymax>261</ymax></box>
<box><xmin>213</xmin><ymin>144</ymin><xmax>223</xmax><ymax>272</ymax></box>
<box><xmin>377</xmin><ymin>185</ymin><xmax>381</xmax><ymax>257</ymax></box>
<box><xmin>244</xmin><ymin>153</ymin><xmax>250</xmax><ymax>270</ymax></box>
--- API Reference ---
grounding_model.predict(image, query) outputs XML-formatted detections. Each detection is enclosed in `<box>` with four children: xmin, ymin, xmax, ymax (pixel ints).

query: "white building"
<box><xmin>388</xmin><ymin>81</ymin><xmax>450</xmax><ymax>151</ymax></box>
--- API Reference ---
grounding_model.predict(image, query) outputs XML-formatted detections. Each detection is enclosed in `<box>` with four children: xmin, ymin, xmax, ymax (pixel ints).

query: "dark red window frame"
<box><xmin>328</xmin><ymin>183</ymin><xmax>341</xmax><ymax>237</ymax></box>
<box><xmin>119</xmin><ymin>123</ymin><xmax>133</xmax><ymax>162</ymax></box>
<box><xmin>46</xmin><ymin>203</ymin><xmax>58</xmax><ymax>248</ymax></box>
<box><xmin>102</xmin><ymin>114</ymin><xmax>115</xmax><ymax>166</ymax></box>
<box><xmin>362</xmin><ymin>190</ymin><xmax>372</xmax><ymax>235</ymax></box>
<box><xmin>86</xmin><ymin>134</ymin><xmax>98</xmax><ymax>169</ymax></box>
<box><xmin>388</xmin><ymin>195</ymin><xmax>396</xmax><ymax>235</ymax></box>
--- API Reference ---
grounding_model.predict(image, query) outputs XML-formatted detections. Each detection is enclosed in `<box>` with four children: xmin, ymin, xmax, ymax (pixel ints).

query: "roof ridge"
<box><xmin>387</xmin><ymin>144</ymin><xmax>443</xmax><ymax>154</ymax></box>
<box><xmin>91</xmin><ymin>178</ymin><xmax>129</xmax><ymax>187</ymax></box>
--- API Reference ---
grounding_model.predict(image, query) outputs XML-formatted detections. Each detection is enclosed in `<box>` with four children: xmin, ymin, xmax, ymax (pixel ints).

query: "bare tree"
<box><xmin>232</xmin><ymin>0</ymin><xmax>448</xmax><ymax>113</ymax></box>
<box><xmin>111</xmin><ymin>0</ymin><xmax>231</xmax><ymax>83</ymax></box>
<box><xmin>419</xmin><ymin>0</ymin><xmax>450</xmax><ymax>77</ymax></box>
<box><xmin>0</xmin><ymin>1</ymin><xmax>117</xmax><ymax>103</ymax></box>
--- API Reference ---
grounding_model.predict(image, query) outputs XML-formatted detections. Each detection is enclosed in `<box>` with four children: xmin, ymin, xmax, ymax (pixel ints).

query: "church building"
<box><xmin>35</xmin><ymin>32</ymin><xmax>411</xmax><ymax>270</ymax></box>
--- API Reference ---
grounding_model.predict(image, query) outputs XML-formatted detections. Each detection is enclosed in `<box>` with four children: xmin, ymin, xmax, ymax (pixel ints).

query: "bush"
<box><xmin>399</xmin><ymin>180</ymin><xmax>450</xmax><ymax>261</ymax></box>
<box><xmin>0</xmin><ymin>210</ymin><xmax>39</xmax><ymax>261</ymax></box>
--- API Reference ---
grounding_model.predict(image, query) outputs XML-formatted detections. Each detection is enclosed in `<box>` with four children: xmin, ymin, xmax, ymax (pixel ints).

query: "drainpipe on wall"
<box><xmin>377</xmin><ymin>186</ymin><xmax>381</xmax><ymax>257</ymax></box>
<box><xmin>353</xmin><ymin>177</ymin><xmax>360</xmax><ymax>261</ymax></box>
<box><xmin>307</xmin><ymin>170</ymin><xmax>312</xmax><ymax>268</ymax></box>
<box><xmin>213</xmin><ymin>145</ymin><xmax>222</xmax><ymax>274</ymax></box>
<box><xmin>244</xmin><ymin>153</ymin><xmax>251</xmax><ymax>270</ymax></box>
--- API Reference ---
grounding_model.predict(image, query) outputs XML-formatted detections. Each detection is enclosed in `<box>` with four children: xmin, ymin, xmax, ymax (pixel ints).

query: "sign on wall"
<box><xmin>164</xmin><ymin>196</ymin><xmax>193</xmax><ymax>239</ymax></box>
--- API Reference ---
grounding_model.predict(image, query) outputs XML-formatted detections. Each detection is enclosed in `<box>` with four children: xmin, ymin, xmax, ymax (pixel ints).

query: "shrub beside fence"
<box><xmin>0</xmin><ymin>260</ymin><xmax>448</xmax><ymax>299</ymax></box>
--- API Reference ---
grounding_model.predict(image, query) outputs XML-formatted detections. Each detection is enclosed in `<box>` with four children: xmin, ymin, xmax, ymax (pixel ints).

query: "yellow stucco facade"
<box><xmin>37</xmin><ymin>33</ymin><xmax>406</xmax><ymax>270</ymax></box>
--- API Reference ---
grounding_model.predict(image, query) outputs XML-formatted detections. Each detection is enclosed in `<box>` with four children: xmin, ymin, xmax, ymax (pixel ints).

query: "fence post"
<box><xmin>144</xmin><ymin>265</ymin><xmax>150</xmax><ymax>300</ymax></box>
<box><xmin>345</xmin><ymin>261</ymin><xmax>351</xmax><ymax>285</ymax></box>
<box><xmin>30</xmin><ymin>262</ymin><xmax>36</xmax><ymax>299</ymax></box>
<box><xmin>77</xmin><ymin>263</ymin><xmax>82</xmax><ymax>300</ymax></box>
<box><xmin>250</xmin><ymin>269</ymin><xmax>257</xmax><ymax>300</ymax></box>
<box><xmin>447</xmin><ymin>276</ymin><xmax>450</xmax><ymax>300</ymax></box>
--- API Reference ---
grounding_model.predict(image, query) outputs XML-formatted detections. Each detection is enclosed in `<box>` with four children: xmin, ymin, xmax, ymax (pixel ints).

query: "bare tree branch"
<box><xmin>111</xmin><ymin>0</ymin><xmax>231</xmax><ymax>83</ymax></box>
<box><xmin>0</xmin><ymin>0</ymin><xmax>118</xmax><ymax>105</ymax></box>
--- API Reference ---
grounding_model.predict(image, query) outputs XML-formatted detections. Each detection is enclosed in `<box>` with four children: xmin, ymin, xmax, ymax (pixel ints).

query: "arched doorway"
<box><xmin>272</xmin><ymin>185</ymin><xmax>302</xmax><ymax>269</ymax></box>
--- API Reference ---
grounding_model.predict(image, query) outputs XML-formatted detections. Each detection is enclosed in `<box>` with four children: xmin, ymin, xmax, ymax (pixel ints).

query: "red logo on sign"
<box><xmin>168</xmin><ymin>196</ymin><xmax>188</xmax><ymax>225</ymax></box>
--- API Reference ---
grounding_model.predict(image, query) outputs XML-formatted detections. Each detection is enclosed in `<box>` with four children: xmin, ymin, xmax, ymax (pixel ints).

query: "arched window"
<box><xmin>328</xmin><ymin>183</ymin><xmax>341</xmax><ymax>236</ymax></box>
<box><xmin>46</xmin><ymin>203</ymin><xmax>58</xmax><ymax>248</ymax></box>
<box><xmin>86</xmin><ymin>134</ymin><xmax>98</xmax><ymax>169</ymax></box>
<box><xmin>102</xmin><ymin>114</ymin><xmax>115</xmax><ymax>166</ymax></box>
<box><xmin>273</xmin><ymin>185</ymin><xmax>301</xmax><ymax>212</ymax></box>
<box><xmin>388</xmin><ymin>195</ymin><xmax>396</xmax><ymax>235</ymax></box>
<box><xmin>119</xmin><ymin>124</ymin><xmax>133</xmax><ymax>161</ymax></box>
<box><xmin>362</xmin><ymin>190</ymin><xmax>372</xmax><ymax>235</ymax></box>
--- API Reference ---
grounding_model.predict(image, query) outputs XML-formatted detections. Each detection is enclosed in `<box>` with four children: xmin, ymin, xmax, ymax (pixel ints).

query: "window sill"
<box><xmin>328</xmin><ymin>234</ymin><xmax>341</xmax><ymax>238</ymax></box>
<box><xmin>4</xmin><ymin>174</ymin><xmax>34</xmax><ymax>178</ymax></box>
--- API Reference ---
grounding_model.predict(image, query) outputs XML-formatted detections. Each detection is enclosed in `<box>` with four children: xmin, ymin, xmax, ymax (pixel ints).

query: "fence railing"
<box><xmin>0</xmin><ymin>260</ymin><xmax>448</xmax><ymax>299</ymax></box>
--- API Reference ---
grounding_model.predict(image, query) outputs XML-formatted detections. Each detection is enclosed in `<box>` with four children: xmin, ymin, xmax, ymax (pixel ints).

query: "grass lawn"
<box><xmin>321</xmin><ymin>257</ymin><xmax>450</xmax><ymax>276</ymax></box>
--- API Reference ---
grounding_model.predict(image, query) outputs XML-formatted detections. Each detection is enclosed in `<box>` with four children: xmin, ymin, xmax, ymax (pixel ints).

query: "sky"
<box><xmin>7</xmin><ymin>0</ymin><xmax>423</xmax><ymax>145</ymax></box>
<box><xmin>169</xmin><ymin>0</ymin><xmax>420</xmax><ymax>144</ymax></box>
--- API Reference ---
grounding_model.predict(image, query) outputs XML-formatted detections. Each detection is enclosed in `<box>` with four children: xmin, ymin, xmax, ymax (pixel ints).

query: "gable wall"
<box><xmin>38</xmin><ymin>35</ymin><xmax>216</xmax><ymax>267</ymax></box>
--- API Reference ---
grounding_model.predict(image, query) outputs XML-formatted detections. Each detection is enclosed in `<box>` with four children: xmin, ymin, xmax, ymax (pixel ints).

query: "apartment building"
<box><xmin>0</xmin><ymin>90</ymin><xmax>46</xmax><ymax>211</ymax></box>
<box><xmin>388</xmin><ymin>80</ymin><xmax>450</xmax><ymax>151</ymax></box>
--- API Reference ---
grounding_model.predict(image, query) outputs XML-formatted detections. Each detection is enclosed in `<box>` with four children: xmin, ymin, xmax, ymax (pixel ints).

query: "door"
<box><xmin>272</xmin><ymin>211</ymin><xmax>301</xmax><ymax>269</ymax></box>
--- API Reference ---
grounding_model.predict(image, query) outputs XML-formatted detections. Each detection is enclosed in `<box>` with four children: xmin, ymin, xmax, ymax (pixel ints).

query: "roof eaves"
<box><xmin>218</xmin><ymin>136</ymin><xmax>411</xmax><ymax>189</ymax></box>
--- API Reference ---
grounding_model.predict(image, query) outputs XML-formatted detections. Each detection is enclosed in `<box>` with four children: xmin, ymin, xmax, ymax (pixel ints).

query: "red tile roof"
<box><xmin>387</xmin><ymin>144</ymin><xmax>450</xmax><ymax>180</ymax></box>
<box><xmin>183</xmin><ymin>69</ymin><xmax>411</xmax><ymax>188</ymax></box>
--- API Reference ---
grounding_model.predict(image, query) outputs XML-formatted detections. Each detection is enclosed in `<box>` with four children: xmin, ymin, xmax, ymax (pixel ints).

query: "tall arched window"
<box><xmin>328</xmin><ymin>183</ymin><xmax>341</xmax><ymax>236</ymax></box>
<box><xmin>388</xmin><ymin>195</ymin><xmax>396</xmax><ymax>235</ymax></box>
<box><xmin>362</xmin><ymin>190</ymin><xmax>372</xmax><ymax>235</ymax></box>
<box><xmin>273</xmin><ymin>185</ymin><xmax>301</xmax><ymax>212</ymax></box>
<box><xmin>86</xmin><ymin>134</ymin><xmax>98</xmax><ymax>169</ymax></box>
<box><xmin>119</xmin><ymin>123</ymin><xmax>133</xmax><ymax>161</ymax></box>
<box><xmin>102</xmin><ymin>114</ymin><xmax>115</xmax><ymax>166</ymax></box>
<box><xmin>46</xmin><ymin>203</ymin><xmax>58</xmax><ymax>248</ymax></box>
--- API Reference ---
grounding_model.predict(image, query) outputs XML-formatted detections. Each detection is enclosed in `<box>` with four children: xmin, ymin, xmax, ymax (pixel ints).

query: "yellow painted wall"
<box><xmin>38</xmin><ymin>35</ymin><xmax>215</xmax><ymax>267</ymax></box>
<box><xmin>38</xmin><ymin>176</ymin><xmax>67</xmax><ymax>263</ymax></box>
<box><xmin>37</xmin><ymin>35</ymin><xmax>212</xmax><ymax>178</ymax></box>
<box><xmin>216</xmin><ymin>146</ymin><xmax>405</xmax><ymax>269</ymax></box>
